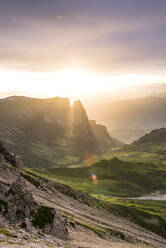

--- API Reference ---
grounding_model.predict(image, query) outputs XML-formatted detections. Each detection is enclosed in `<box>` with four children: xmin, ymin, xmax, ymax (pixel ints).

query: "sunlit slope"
<box><xmin>102</xmin><ymin>128</ymin><xmax>166</xmax><ymax>166</ymax></box>
<box><xmin>129</xmin><ymin>128</ymin><xmax>166</xmax><ymax>164</ymax></box>
<box><xmin>133</xmin><ymin>128</ymin><xmax>166</xmax><ymax>147</ymax></box>
<box><xmin>0</xmin><ymin>96</ymin><xmax>121</xmax><ymax>168</ymax></box>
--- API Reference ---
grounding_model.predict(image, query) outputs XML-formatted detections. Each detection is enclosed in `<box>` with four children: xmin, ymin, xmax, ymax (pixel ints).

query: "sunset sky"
<box><xmin>0</xmin><ymin>0</ymin><xmax>166</xmax><ymax>97</ymax></box>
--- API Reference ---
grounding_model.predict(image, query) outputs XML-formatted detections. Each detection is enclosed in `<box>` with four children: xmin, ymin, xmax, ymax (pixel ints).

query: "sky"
<box><xmin>0</xmin><ymin>0</ymin><xmax>166</xmax><ymax>98</ymax></box>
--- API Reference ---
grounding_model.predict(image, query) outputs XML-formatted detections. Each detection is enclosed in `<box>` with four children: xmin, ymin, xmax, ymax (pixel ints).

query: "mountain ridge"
<box><xmin>0</xmin><ymin>96</ymin><xmax>122</xmax><ymax>168</ymax></box>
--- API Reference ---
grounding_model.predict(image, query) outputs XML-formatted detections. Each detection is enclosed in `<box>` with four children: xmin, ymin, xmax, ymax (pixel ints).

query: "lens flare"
<box><xmin>83</xmin><ymin>153</ymin><xmax>98</xmax><ymax>166</ymax></box>
<box><xmin>92</xmin><ymin>172</ymin><xmax>98</xmax><ymax>185</ymax></box>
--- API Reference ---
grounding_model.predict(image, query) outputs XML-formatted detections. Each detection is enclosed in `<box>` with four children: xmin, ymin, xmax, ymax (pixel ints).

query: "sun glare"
<box><xmin>0</xmin><ymin>68</ymin><xmax>112</xmax><ymax>98</ymax></box>
<box><xmin>0</xmin><ymin>69</ymin><xmax>166</xmax><ymax>100</ymax></box>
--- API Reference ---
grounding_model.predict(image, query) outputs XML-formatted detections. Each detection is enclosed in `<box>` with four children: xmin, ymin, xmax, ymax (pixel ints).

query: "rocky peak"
<box><xmin>71</xmin><ymin>100</ymin><xmax>99</xmax><ymax>157</ymax></box>
<box><xmin>72</xmin><ymin>100</ymin><xmax>89</xmax><ymax>123</ymax></box>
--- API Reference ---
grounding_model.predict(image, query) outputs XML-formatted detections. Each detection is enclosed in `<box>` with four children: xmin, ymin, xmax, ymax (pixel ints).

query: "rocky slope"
<box><xmin>0</xmin><ymin>96</ymin><xmax>121</xmax><ymax>168</ymax></box>
<box><xmin>1</xmin><ymin>142</ymin><xmax>166</xmax><ymax>248</ymax></box>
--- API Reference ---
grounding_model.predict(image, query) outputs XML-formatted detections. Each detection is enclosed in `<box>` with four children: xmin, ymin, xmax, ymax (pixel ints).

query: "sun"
<box><xmin>47</xmin><ymin>67</ymin><xmax>101</xmax><ymax>97</ymax></box>
<box><xmin>60</xmin><ymin>68</ymin><xmax>82</xmax><ymax>76</ymax></box>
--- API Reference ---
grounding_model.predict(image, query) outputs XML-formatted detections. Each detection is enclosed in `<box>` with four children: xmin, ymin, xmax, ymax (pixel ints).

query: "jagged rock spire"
<box><xmin>71</xmin><ymin>100</ymin><xmax>99</xmax><ymax>157</ymax></box>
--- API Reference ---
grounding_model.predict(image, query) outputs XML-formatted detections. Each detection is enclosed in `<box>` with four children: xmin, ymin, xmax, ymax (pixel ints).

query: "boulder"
<box><xmin>6</xmin><ymin>176</ymin><xmax>38</xmax><ymax>222</ymax></box>
<box><xmin>6</xmin><ymin>177</ymin><xmax>69</xmax><ymax>240</ymax></box>
<box><xmin>32</xmin><ymin>206</ymin><xmax>69</xmax><ymax>240</ymax></box>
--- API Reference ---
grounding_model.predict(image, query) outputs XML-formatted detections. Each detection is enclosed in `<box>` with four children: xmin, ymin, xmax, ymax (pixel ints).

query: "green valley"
<box><xmin>26</xmin><ymin>157</ymin><xmax>166</xmax><ymax>198</ymax></box>
<box><xmin>100</xmin><ymin>128</ymin><xmax>166</xmax><ymax>167</ymax></box>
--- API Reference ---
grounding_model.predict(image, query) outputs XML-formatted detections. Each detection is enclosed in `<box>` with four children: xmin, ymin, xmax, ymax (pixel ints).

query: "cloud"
<box><xmin>0</xmin><ymin>0</ymin><xmax>166</xmax><ymax>74</ymax></box>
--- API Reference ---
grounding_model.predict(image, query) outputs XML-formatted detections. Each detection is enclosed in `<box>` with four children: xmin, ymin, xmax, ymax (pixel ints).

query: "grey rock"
<box><xmin>32</xmin><ymin>206</ymin><xmax>69</xmax><ymax>240</ymax></box>
<box><xmin>25</xmin><ymin>218</ymin><xmax>36</xmax><ymax>233</ymax></box>
<box><xmin>5</xmin><ymin>176</ymin><xmax>69</xmax><ymax>240</ymax></box>
<box><xmin>43</xmin><ymin>209</ymin><xmax>69</xmax><ymax>240</ymax></box>
<box><xmin>0</xmin><ymin>215</ymin><xmax>6</xmax><ymax>228</ymax></box>
<box><xmin>6</xmin><ymin>176</ymin><xmax>39</xmax><ymax>222</ymax></box>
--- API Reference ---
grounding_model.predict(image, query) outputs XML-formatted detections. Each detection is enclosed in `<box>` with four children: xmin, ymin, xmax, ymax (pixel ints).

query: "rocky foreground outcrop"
<box><xmin>0</xmin><ymin>142</ymin><xmax>69</xmax><ymax>241</ymax></box>
<box><xmin>0</xmin><ymin>176</ymin><xmax>69</xmax><ymax>240</ymax></box>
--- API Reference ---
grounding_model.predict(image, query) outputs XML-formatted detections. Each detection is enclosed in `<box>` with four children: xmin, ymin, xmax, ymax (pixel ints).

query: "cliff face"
<box><xmin>90</xmin><ymin>120</ymin><xmax>123</xmax><ymax>153</ymax></box>
<box><xmin>0</xmin><ymin>96</ymin><xmax>121</xmax><ymax>168</ymax></box>
<box><xmin>71</xmin><ymin>101</ymin><xmax>99</xmax><ymax>157</ymax></box>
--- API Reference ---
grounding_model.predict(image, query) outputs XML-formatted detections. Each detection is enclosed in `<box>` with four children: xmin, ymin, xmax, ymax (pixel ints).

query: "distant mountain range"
<box><xmin>89</xmin><ymin>96</ymin><xmax>166</xmax><ymax>129</ymax></box>
<box><xmin>84</xmin><ymin>83</ymin><xmax>166</xmax><ymax>107</ymax></box>
<box><xmin>89</xmin><ymin>96</ymin><xmax>166</xmax><ymax>143</ymax></box>
<box><xmin>0</xmin><ymin>96</ymin><xmax>121</xmax><ymax>168</ymax></box>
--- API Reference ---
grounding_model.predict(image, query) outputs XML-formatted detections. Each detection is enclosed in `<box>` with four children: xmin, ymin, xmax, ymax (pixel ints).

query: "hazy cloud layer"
<box><xmin>0</xmin><ymin>0</ymin><xmax>166</xmax><ymax>73</ymax></box>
